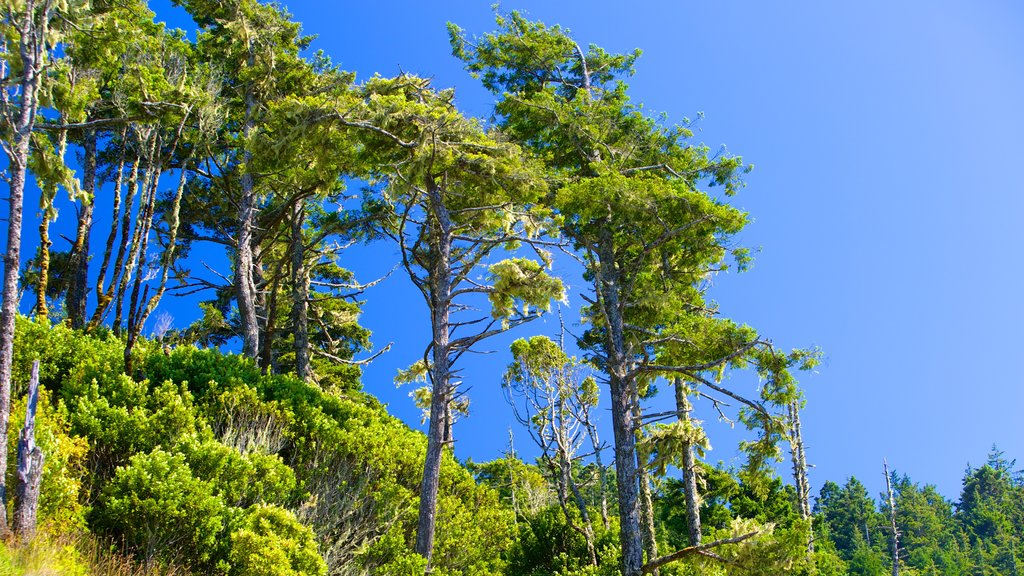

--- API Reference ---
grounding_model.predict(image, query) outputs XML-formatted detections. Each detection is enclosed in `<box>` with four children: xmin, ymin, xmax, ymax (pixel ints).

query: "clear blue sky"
<box><xmin>109</xmin><ymin>0</ymin><xmax>1024</xmax><ymax>502</ymax></box>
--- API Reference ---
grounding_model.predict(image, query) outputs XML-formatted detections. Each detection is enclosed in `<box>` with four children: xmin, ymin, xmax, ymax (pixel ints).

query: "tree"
<box><xmin>955</xmin><ymin>447</ymin><xmax>1023</xmax><ymax>574</ymax></box>
<box><xmin>503</xmin><ymin>334</ymin><xmax>604</xmax><ymax>566</ymax></box>
<box><xmin>0</xmin><ymin>0</ymin><xmax>78</xmax><ymax>535</ymax></box>
<box><xmin>814</xmin><ymin>477</ymin><xmax>887</xmax><ymax>565</ymax></box>
<box><xmin>351</xmin><ymin>74</ymin><xmax>563</xmax><ymax>566</ymax></box>
<box><xmin>173</xmin><ymin>0</ymin><xmax>321</xmax><ymax>361</ymax></box>
<box><xmin>451</xmin><ymin>13</ymin><xmax>808</xmax><ymax>574</ymax></box>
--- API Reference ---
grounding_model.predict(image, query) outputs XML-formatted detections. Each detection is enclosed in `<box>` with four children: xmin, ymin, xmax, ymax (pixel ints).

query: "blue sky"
<box><xmin>77</xmin><ymin>0</ymin><xmax>1024</xmax><ymax>501</ymax></box>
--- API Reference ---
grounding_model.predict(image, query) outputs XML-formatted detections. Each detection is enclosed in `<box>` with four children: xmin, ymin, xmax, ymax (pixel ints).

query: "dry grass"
<box><xmin>0</xmin><ymin>531</ymin><xmax>190</xmax><ymax>576</ymax></box>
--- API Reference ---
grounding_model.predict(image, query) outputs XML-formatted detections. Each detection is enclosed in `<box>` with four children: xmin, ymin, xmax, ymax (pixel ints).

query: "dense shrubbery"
<box><xmin>5</xmin><ymin>318</ymin><xmax>1021</xmax><ymax>575</ymax></box>
<box><xmin>7</xmin><ymin>318</ymin><xmax>514</xmax><ymax>574</ymax></box>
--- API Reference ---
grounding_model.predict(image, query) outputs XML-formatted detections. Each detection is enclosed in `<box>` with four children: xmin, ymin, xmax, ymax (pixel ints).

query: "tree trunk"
<box><xmin>124</xmin><ymin>150</ymin><xmax>162</xmax><ymax>373</ymax></box>
<box><xmin>114</xmin><ymin>133</ymin><xmax>158</xmax><ymax>335</ymax></box>
<box><xmin>556</xmin><ymin>397</ymin><xmax>597</xmax><ymax>566</ymax></box>
<box><xmin>788</xmin><ymin>400</ymin><xmax>813</xmax><ymax>554</ymax></box>
<box><xmin>12</xmin><ymin>361</ymin><xmax>43</xmax><ymax>541</ymax></box>
<box><xmin>0</xmin><ymin>0</ymin><xmax>51</xmax><ymax>536</ymax></box>
<box><xmin>884</xmin><ymin>459</ymin><xmax>899</xmax><ymax>576</ymax></box>
<box><xmin>66</xmin><ymin>128</ymin><xmax>97</xmax><ymax>329</ymax></box>
<box><xmin>91</xmin><ymin>146</ymin><xmax>136</xmax><ymax>330</ymax></box>
<box><xmin>674</xmin><ymin>379</ymin><xmax>702</xmax><ymax>546</ymax></box>
<box><xmin>236</xmin><ymin>79</ymin><xmax>260</xmax><ymax>359</ymax></box>
<box><xmin>291</xmin><ymin>203</ymin><xmax>310</xmax><ymax>381</ymax></box>
<box><xmin>584</xmin><ymin>419</ymin><xmax>610</xmax><ymax>530</ymax></box>
<box><xmin>415</xmin><ymin>181</ymin><xmax>454</xmax><ymax>568</ymax></box>
<box><xmin>35</xmin><ymin>210</ymin><xmax>52</xmax><ymax>321</ymax></box>
<box><xmin>637</xmin><ymin>449</ymin><xmax>659</xmax><ymax>573</ymax></box>
<box><xmin>595</xmin><ymin>231</ymin><xmax>644</xmax><ymax>576</ymax></box>
<box><xmin>125</xmin><ymin>161</ymin><xmax>189</xmax><ymax>373</ymax></box>
<box><xmin>34</xmin><ymin>128</ymin><xmax>67</xmax><ymax>322</ymax></box>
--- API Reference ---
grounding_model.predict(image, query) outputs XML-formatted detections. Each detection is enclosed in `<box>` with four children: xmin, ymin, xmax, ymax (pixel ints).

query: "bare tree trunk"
<box><xmin>236</xmin><ymin>82</ymin><xmax>260</xmax><ymax>359</ymax></box>
<box><xmin>415</xmin><ymin>181</ymin><xmax>454</xmax><ymax>568</ymax></box>
<box><xmin>583</xmin><ymin>418</ymin><xmax>610</xmax><ymax>530</ymax></box>
<box><xmin>124</xmin><ymin>151</ymin><xmax>162</xmax><ymax>373</ymax></box>
<box><xmin>291</xmin><ymin>203</ymin><xmax>310</xmax><ymax>381</ymax></box>
<box><xmin>674</xmin><ymin>379</ymin><xmax>702</xmax><ymax>546</ymax></box>
<box><xmin>632</xmin><ymin>397</ymin><xmax>659</xmax><ymax>573</ymax></box>
<box><xmin>12</xmin><ymin>361</ymin><xmax>43</xmax><ymax>541</ymax></box>
<box><xmin>66</xmin><ymin>128</ymin><xmax>97</xmax><ymax>329</ymax></box>
<box><xmin>788</xmin><ymin>400</ymin><xmax>813</xmax><ymax>556</ymax></box>
<box><xmin>0</xmin><ymin>0</ymin><xmax>53</xmax><ymax>536</ymax></box>
<box><xmin>595</xmin><ymin>231</ymin><xmax>643</xmax><ymax>576</ymax></box>
<box><xmin>884</xmin><ymin>459</ymin><xmax>899</xmax><ymax>576</ymax></box>
<box><xmin>637</xmin><ymin>459</ymin><xmax>659</xmax><ymax>574</ymax></box>
<box><xmin>89</xmin><ymin>130</ymin><xmax>131</xmax><ymax>330</ymax></box>
<box><xmin>125</xmin><ymin>161</ymin><xmax>189</xmax><ymax>373</ymax></box>
<box><xmin>556</xmin><ymin>396</ymin><xmax>597</xmax><ymax>565</ymax></box>
<box><xmin>259</xmin><ymin>267</ymin><xmax>280</xmax><ymax>374</ymax></box>
<box><xmin>114</xmin><ymin>133</ymin><xmax>158</xmax><ymax>334</ymax></box>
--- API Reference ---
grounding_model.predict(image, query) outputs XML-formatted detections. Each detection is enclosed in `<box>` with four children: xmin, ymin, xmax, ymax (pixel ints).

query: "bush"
<box><xmin>228</xmin><ymin>504</ymin><xmax>326</xmax><ymax>576</ymax></box>
<box><xmin>95</xmin><ymin>448</ymin><xmax>226</xmax><ymax>570</ymax></box>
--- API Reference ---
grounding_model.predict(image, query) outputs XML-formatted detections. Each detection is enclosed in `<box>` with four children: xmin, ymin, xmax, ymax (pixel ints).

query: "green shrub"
<box><xmin>228</xmin><ymin>504</ymin><xmax>326</xmax><ymax>576</ymax></box>
<box><xmin>95</xmin><ymin>448</ymin><xmax>226</xmax><ymax>570</ymax></box>
<box><xmin>178</xmin><ymin>438</ymin><xmax>298</xmax><ymax>508</ymax></box>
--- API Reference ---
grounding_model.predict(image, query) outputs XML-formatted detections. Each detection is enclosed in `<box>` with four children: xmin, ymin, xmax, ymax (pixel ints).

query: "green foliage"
<box><xmin>505</xmin><ymin>505</ymin><xmax>619</xmax><ymax>576</ymax></box>
<box><xmin>228</xmin><ymin>504</ymin><xmax>326</xmax><ymax>576</ymax></box>
<box><xmin>96</xmin><ymin>448</ymin><xmax>226</xmax><ymax>569</ymax></box>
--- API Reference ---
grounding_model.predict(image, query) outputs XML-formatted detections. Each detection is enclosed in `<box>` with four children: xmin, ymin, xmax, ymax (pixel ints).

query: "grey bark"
<box><xmin>66</xmin><ymin>127</ymin><xmax>97</xmax><ymax>329</ymax></box>
<box><xmin>674</xmin><ymin>380</ymin><xmax>702</xmax><ymax>546</ymax></box>
<box><xmin>556</xmin><ymin>392</ymin><xmax>597</xmax><ymax>565</ymax></box>
<box><xmin>632</xmin><ymin>396</ymin><xmax>659</xmax><ymax>572</ymax></box>
<box><xmin>125</xmin><ymin>160</ymin><xmax>189</xmax><ymax>373</ymax></box>
<box><xmin>235</xmin><ymin>68</ymin><xmax>260</xmax><ymax>359</ymax></box>
<box><xmin>91</xmin><ymin>146</ymin><xmax>137</xmax><ymax>330</ymax></box>
<box><xmin>788</xmin><ymin>400</ymin><xmax>813</xmax><ymax>554</ymax></box>
<box><xmin>124</xmin><ymin>146</ymin><xmax>162</xmax><ymax>372</ymax></box>
<box><xmin>415</xmin><ymin>179</ymin><xmax>454</xmax><ymax>567</ymax></box>
<box><xmin>114</xmin><ymin>132</ymin><xmax>158</xmax><ymax>334</ymax></box>
<box><xmin>291</xmin><ymin>203</ymin><xmax>310</xmax><ymax>380</ymax></box>
<box><xmin>0</xmin><ymin>0</ymin><xmax>53</xmax><ymax>536</ymax></box>
<box><xmin>12</xmin><ymin>361</ymin><xmax>43</xmax><ymax>541</ymax></box>
<box><xmin>585</xmin><ymin>419</ymin><xmax>610</xmax><ymax>530</ymax></box>
<box><xmin>637</xmin><ymin>458</ymin><xmax>659</xmax><ymax>573</ymax></box>
<box><xmin>595</xmin><ymin>230</ymin><xmax>644</xmax><ymax>576</ymax></box>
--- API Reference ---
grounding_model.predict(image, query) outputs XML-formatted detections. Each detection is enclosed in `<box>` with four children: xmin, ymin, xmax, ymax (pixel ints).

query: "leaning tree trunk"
<box><xmin>12</xmin><ymin>361</ymin><xmax>43</xmax><ymax>541</ymax></box>
<box><xmin>788</xmin><ymin>400</ymin><xmax>813</xmax><ymax>555</ymax></box>
<box><xmin>0</xmin><ymin>0</ymin><xmax>52</xmax><ymax>535</ymax></box>
<box><xmin>595</xmin><ymin>231</ymin><xmax>644</xmax><ymax>576</ymax></box>
<box><xmin>674</xmin><ymin>379</ymin><xmax>702</xmax><ymax>546</ymax></box>
<box><xmin>415</xmin><ymin>181</ymin><xmax>454</xmax><ymax>567</ymax></box>
<box><xmin>91</xmin><ymin>143</ymin><xmax>136</xmax><ymax>330</ymax></box>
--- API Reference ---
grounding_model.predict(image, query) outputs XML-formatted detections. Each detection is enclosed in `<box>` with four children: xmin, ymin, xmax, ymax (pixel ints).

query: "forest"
<box><xmin>0</xmin><ymin>1</ymin><xmax>1019</xmax><ymax>575</ymax></box>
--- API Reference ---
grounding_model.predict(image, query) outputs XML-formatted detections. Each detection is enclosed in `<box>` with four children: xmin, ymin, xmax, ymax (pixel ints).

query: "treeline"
<box><xmin>0</xmin><ymin>2</ymin><xmax>1010</xmax><ymax>576</ymax></box>
<box><xmin>812</xmin><ymin>449</ymin><xmax>1024</xmax><ymax>575</ymax></box>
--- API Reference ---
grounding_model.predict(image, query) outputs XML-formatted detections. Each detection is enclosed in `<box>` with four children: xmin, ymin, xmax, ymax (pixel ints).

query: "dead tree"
<box><xmin>12</xmin><ymin>361</ymin><xmax>44</xmax><ymax>541</ymax></box>
<box><xmin>788</xmin><ymin>399</ymin><xmax>813</xmax><ymax>554</ymax></box>
<box><xmin>884</xmin><ymin>459</ymin><xmax>900</xmax><ymax>576</ymax></box>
